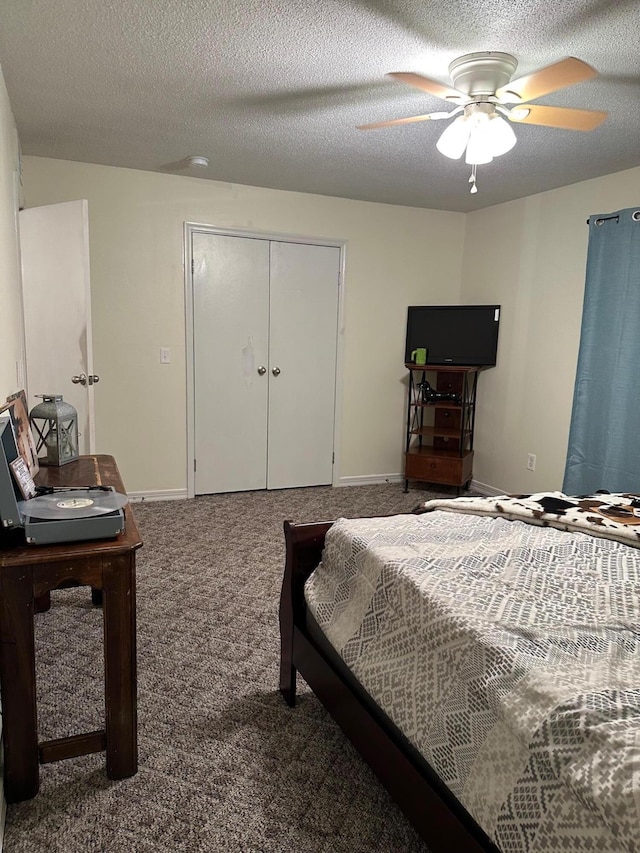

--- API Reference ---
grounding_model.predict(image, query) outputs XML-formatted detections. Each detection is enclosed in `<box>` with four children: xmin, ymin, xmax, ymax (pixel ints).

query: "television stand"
<box><xmin>404</xmin><ymin>364</ymin><xmax>487</xmax><ymax>492</ymax></box>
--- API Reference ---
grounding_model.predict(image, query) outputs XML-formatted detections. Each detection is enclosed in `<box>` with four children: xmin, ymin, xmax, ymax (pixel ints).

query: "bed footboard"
<box><xmin>279</xmin><ymin>519</ymin><xmax>332</xmax><ymax>706</ymax></box>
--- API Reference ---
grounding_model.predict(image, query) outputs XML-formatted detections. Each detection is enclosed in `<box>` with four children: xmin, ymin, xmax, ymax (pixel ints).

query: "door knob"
<box><xmin>257</xmin><ymin>366</ymin><xmax>267</xmax><ymax>375</ymax></box>
<box><xmin>71</xmin><ymin>374</ymin><xmax>87</xmax><ymax>386</ymax></box>
<box><xmin>272</xmin><ymin>367</ymin><xmax>281</xmax><ymax>376</ymax></box>
<box><xmin>88</xmin><ymin>375</ymin><xmax>100</xmax><ymax>385</ymax></box>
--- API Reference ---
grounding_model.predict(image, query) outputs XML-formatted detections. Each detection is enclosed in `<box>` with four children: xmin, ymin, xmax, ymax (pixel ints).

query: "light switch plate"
<box><xmin>160</xmin><ymin>347</ymin><xmax>171</xmax><ymax>364</ymax></box>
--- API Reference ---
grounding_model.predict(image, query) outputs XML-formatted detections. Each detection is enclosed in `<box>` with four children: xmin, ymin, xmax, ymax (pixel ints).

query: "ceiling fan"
<box><xmin>358</xmin><ymin>53</ymin><xmax>607</xmax><ymax>193</ymax></box>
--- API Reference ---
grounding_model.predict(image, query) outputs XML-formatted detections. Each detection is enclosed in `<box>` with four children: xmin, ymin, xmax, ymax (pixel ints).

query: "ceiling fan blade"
<box><xmin>388</xmin><ymin>72</ymin><xmax>469</xmax><ymax>103</ymax></box>
<box><xmin>357</xmin><ymin>112</ymin><xmax>451</xmax><ymax>130</ymax></box>
<box><xmin>496</xmin><ymin>57</ymin><xmax>598</xmax><ymax>104</ymax></box>
<box><xmin>509</xmin><ymin>103</ymin><xmax>607</xmax><ymax>131</ymax></box>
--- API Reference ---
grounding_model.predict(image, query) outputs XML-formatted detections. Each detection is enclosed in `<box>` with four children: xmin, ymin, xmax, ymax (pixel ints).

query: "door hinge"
<box><xmin>194</xmin><ymin>459</ymin><xmax>197</xmax><ymax>472</ymax></box>
<box><xmin>191</xmin><ymin>258</ymin><xmax>195</xmax><ymax>275</ymax></box>
<box><xmin>332</xmin><ymin>452</ymin><xmax>335</xmax><ymax>464</ymax></box>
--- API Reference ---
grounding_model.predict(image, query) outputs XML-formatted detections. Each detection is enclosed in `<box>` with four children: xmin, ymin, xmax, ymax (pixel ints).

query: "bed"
<box><xmin>279</xmin><ymin>491</ymin><xmax>640</xmax><ymax>853</ymax></box>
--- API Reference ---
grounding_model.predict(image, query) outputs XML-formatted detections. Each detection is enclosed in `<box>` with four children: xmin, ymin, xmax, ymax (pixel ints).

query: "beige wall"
<box><xmin>15</xmin><ymin>154</ymin><xmax>640</xmax><ymax>497</ymax></box>
<box><xmin>0</xmin><ymin>65</ymin><xmax>24</xmax><ymax>400</ymax></box>
<box><xmin>21</xmin><ymin>157</ymin><xmax>465</xmax><ymax>493</ymax></box>
<box><xmin>462</xmin><ymin>166</ymin><xmax>640</xmax><ymax>493</ymax></box>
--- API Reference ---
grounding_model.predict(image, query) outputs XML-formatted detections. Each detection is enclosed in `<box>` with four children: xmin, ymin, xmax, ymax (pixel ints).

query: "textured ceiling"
<box><xmin>0</xmin><ymin>0</ymin><xmax>639</xmax><ymax>212</ymax></box>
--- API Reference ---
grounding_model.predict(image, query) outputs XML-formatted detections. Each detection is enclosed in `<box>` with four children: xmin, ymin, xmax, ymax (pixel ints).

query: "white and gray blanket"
<box><xmin>304</xmin><ymin>493</ymin><xmax>640</xmax><ymax>853</ymax></box>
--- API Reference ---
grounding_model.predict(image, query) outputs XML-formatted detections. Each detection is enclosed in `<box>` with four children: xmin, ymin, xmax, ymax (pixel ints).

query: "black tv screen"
<box><xmin>405</xmin><ymin>304</ymin><xmax>500</xmax><ymax>366</ymax></box>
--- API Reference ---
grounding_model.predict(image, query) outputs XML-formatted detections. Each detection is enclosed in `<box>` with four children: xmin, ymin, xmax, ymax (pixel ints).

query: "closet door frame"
<box><xmin>184</xmin><ymin>222</ymin><xmax>346</xmax><ymax>500</ymax></box>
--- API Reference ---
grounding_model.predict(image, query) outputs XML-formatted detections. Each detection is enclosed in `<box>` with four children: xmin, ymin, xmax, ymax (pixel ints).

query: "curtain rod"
<box><xmin>586</xmin><ymin>211</ymin><xmax>640</xmax><ymax>225</ymax></box>
<box><xmin>586</xmin><ymin>214</ymin><xmax>619</xmax><ymax>225</ymax></box>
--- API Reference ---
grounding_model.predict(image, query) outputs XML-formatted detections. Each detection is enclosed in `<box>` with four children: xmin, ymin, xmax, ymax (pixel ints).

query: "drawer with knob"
<box><xmin>404</xmin><ymin>449</ymin><xmax>473</xmax><ymax>486</ymax></box>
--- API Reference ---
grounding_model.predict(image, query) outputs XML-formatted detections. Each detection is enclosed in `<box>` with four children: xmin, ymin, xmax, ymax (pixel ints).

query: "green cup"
<box><xmin>411</xmin><ymin>347</ymin><xmax>427</xmax><ymax>365</ymax></box>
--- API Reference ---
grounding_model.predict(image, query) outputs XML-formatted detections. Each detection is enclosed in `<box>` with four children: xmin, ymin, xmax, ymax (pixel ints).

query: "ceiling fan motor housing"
<box><xmin>448</xmin><ymin>52</ymin><xmax>518</xmax><ymax>97</ymax></box>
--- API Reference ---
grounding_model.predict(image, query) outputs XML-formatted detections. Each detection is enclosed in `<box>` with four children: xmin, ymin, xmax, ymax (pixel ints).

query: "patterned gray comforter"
<box><xmin>304</xmin><ymin>493</ymin><xmax>640</xmax><ymax>853</ymax></box>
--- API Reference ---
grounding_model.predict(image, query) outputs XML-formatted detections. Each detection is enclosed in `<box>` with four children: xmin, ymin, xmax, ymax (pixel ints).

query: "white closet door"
<box><xmin>267</xmin><ymin>242</ymin><xmax>340</xmax><ymax>489</ymax></box>
<box><xmin>193</xmin><ymin>233</ymin><xmax>270</xmax><ymax>494</ymax></box>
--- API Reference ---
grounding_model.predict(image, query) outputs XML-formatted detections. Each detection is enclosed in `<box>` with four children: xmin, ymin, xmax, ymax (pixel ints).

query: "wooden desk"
<box><xmin>0</xmin><ymin>455</ymin><xmax>142</xmax><ymax>803</ymax></box>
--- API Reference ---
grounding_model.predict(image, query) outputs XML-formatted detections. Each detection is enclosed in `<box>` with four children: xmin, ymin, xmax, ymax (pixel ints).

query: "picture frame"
<box><xmin>1</xmin><ymin>390</ymin><xmax>40</xmax><ymax>477</ymax></box>
<box><xmin>9</xmin><ymin>454</ymin><xmax>37</xmax><ymax>499</ymax></box>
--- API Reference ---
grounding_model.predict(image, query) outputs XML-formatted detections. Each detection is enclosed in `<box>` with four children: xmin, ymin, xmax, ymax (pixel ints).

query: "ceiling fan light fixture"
<box><xmin>436</xmin><ymin>105</ymin><xmax>517</xmax><ymax>165</ymax></box>
<box><xmin>465</xmin><ymin>124</ymin><xmax>495</xmax><ymax>165</ymax></box>
<box><xmin>436</xmin><ymin>116</ymin><xmax>471</xmax><ymax>159</ymax></box>
<box><xmin>484</xmin><ymin>113</ymin><xmax>517</xmax><ymax>156</ymax></box>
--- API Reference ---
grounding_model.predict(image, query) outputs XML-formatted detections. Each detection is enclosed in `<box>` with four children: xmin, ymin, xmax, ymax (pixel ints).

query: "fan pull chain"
<box><xmin>469</xmin><ymin>164</ymin><xmax>478</xmax><ymax>194</ymax></box>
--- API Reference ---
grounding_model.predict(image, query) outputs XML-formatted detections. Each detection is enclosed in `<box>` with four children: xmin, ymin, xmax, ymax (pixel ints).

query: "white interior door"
<box><xmin>193</xmin><ymin>232</ymin><xmax>270</xmax><ymax>494</ymax></box>
<box><xmin>267</xmin><ymin>242</ymin><xmax>340</xmax><ymax>489</ymax></box>
<box><xmin>19</xmin><ymin>200</ymin><xmax>96</xmax><ymax>453</ymax></box>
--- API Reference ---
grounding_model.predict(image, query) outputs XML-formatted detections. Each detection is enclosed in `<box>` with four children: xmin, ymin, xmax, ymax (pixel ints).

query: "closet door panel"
<box><xmin>193</xmin><ymin>233</ymin><xmax>269</xmax><ymax>494</ymax></box>
<box><xmin>267</xmin><ymin>242</ymin><xmax>340</xmax><ymax>489</ymax></box>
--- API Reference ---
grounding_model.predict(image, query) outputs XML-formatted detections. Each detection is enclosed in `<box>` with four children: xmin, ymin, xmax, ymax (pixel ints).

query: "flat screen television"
<box><xmin>405</xmin><ymin>304</ymin><xmax>500</xmax><ymax>366</ymax></box>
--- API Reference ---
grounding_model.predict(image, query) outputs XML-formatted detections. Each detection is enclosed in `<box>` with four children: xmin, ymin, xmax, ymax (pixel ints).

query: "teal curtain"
<box><xmin>563</xmin><ymin>208</ymin><xmax>640</xmax><ymax>495</ymax></box>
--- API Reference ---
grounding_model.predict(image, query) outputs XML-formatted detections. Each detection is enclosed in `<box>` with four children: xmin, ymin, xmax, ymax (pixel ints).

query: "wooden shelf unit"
<box><xmin>404</xmin><ymin>363</ymin><xmax>486</xmax><ymax>492</ymax></box>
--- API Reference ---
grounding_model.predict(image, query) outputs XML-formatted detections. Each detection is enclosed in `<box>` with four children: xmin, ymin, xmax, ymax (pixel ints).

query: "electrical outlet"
<box><xmin>527</xmin><ymin>453</ymin><xmax>536</xmax><ymax>471</ymax></box>
<box><xmin>160</xmin><ymin>347</ymin><xmax>171</xmax><ymax>364</ymax></box>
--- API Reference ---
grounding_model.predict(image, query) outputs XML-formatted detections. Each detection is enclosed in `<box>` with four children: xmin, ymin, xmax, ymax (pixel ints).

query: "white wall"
<box><xmin>20</xmin><ymin>157</ymin><xmax>465</xmax><ymax>494</ymax></box>
<box><xmin>0</xmin><ymin>65</ymin><xmax>24</xmax><ymax>400</ymax></box>
<box><xmin>462</xmin><ymin>166</ymin><xmax>640</xmax><ymax>494</ymax></box>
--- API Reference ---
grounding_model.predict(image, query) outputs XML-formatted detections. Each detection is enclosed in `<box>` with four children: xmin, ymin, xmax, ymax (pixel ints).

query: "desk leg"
<box><xmin>0</xmin><ymin>566</ymin><xmax>39</xmax><ymax>802</ymax></box>
<box><xmin>102</xmin><ymin>554</ymin><xmax>138</xmax><ymax>779</ymax></box>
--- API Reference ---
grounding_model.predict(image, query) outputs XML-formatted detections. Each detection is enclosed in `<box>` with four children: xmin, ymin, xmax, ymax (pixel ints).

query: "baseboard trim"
<box><xmin>470</xmin><ymin>479</ymin><xmax>505</xmax><ymax>496</ymax></box>
<box><xmin>337</xmin><ymin>475</ymin><xmax>507</xmax><ymax>495</ymax></box>
<box><xmin>337</xmin><ymin>474</ymin><xmax>404</xmax><ymax>487</ymax></box>
<box><xmin>128</xmin><ymin>489</ymin><xmax>188</xmax><ymax>503</ymax></box>
<box><xmin>128</xmin><ymin>482</ymin><xmax>505</xmax><ymax>500</ymax></box>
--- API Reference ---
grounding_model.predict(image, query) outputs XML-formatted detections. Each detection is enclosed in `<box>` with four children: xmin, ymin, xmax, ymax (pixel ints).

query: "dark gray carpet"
<box><xmin>4</xmin><ymin>482</ymin><xmax>462</xmax><ymax>852</ymax></box>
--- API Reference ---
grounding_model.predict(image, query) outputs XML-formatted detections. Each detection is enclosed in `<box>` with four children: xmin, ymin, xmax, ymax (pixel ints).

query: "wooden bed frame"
<box><xmin>279</xmin><ymin>518</ymin><xmax>501</xmax><ymax>853</ymax></box>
